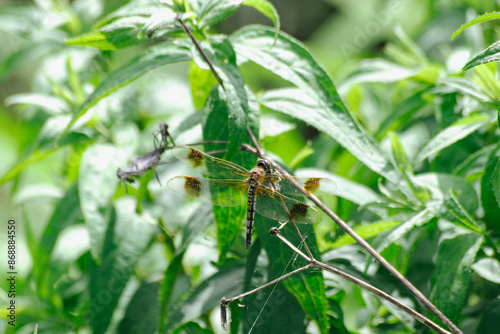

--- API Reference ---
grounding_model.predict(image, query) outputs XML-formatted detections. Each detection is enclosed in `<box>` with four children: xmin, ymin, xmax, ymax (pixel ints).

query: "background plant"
<box><xmin>1</xmin><ymin>0</ymin><xmax>500</xmax><ymax>333</ymax></box>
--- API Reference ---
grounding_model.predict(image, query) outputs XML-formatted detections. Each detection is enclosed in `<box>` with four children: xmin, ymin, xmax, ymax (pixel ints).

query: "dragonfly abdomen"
<box><xmin>246</xmin><ymin>184</ymin><xmax>258</xmax><ymax>249</ymax></box>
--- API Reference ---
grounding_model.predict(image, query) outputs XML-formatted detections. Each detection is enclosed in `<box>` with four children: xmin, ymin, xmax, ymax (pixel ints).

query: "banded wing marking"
<box><xmin>264</xmin><ymin>176</ymin><xmax>337</xmax><ymax>198</ymax></box>
<box><xmin>254</xmin><ymin>186</ymin><xmax>320</xmax><ymax>224</ymax></box>
<box><xmin>172</xmin><ymin>145</ymin><xmax>248</xmax><ymax>179</ymax></box>
<box><xmin>167</xmin><ymin>176</ymin><xmax>247</xmax><ymax>207</ymax></box>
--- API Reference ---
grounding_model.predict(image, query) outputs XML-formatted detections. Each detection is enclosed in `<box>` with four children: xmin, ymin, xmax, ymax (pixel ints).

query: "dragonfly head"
<box><xmin>256</xmin><ymin>159</ymin><xmax>271</xmax><ymax>174</ymax></box>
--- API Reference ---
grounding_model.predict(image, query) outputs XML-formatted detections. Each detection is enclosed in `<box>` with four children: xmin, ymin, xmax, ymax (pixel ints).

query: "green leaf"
<box><xmin>79</xmin><ymin>144</ymin><xmax>127</xmax><ymax>260</ymax></box>
<box><xmin>137</xmin><ymin>8</ymin><xmax>178</xmax><ymax>39</ymax></box>
<box><xmin>207</xmin><ymin>36</ymin><xmax>258</xmax><ymax>154</ymax></box>
<box><xmin>241</xmin><ymin>240</ymin><xmax>305</xmax><ymax>333</ymax></box>
<box><xmin>193</xmin><ymin>0</ymin><xmax>244</xmax><ymax>29</ymax></box>
<box><xmin>416</xmin><ymin>173</ymin><xmax>479</xmax><ymax>216</ymax></box>
<box><xmin>471</xmin><ymin>258</ymin><xmax>500</xmax><ymax>284</ymax></box>
<box><xmin>159</xmin><ymin>251</ymin><xmax>186</xmax><ymax>333</ymax></box>
<box><xmin>339</xmin><ymin>59</ymin><xmax>420</xmax><ymax>92</ymax></box>
<box><xmin>158</xmin><ymin>206</ymin><xmax>214</xmax><ymax>331</ymax></box>
<box><xmin>89</xmin><ymin>198</ymin><xmax>156</xmax><ymax>334</ymax></box>
<box><xmin>389</xmin><ymin>132</ymin><xmax>429</xmax><ymax>204</ymax></box>
<box><xmin>492</xmin><ymin>159</ymin><xmax>500</xmax><ymax>208</ymax></box>
<box><xmin>259</xmin><ymin>88</ymin><xmax>396</xmax><ymax>181</ymax></box>
<box><xmin>94</xmin><ymin>0</ymin><xmax>168</xmax><ymax>28</ymax></box>
<box><xmin>414</xmin><ymin>114</ymin><xmax>490</xmax><ymax>164</ymax></box>
<box><xmin>332</xmin><ymin>220</ymin><xmax>401</xmax><ymax>248</ymax></box>
<box><xmin>430</xmin><ymin>232</ymin><xmax>483</xmax><ymax>324</ymax></box>
<box><xmin>440</xmin><ymin>78</ymin><xmax>491</xmax><ymax>102</ymax></box>
<box><xmin>375</xmin><ymin>88</ymin><xmax>430</xmax><ymax>138</ymax></box>
<box><xmin>443</xmin><ymin>189</ymin><xmax>484</xmax><ymax>234</ymax></box>
<box><xmin>189</xmin><ymin>61</ymin><xmax>218</xmax><ymax>110</ymax></box>
<box><xmin>61</xmin><ymin>41</ymin><xmax>191</xmax><ymax>139</ymax></box>
<box><xmin>255</xmin><ymin>217</ymin><xmax>330</xmax><ymax>334</ymax></box>
<box><xmin>481</xmin><ymin>146</ymin><xmax>500</xmax><ymax>229</ymax></box>
<box><xmin>242</xmin><ymin>0</ymin><xmax>280</xmax><ymax>39</ymax></box>
<box><xmin>289</xmin><ymin>144</ymin><xmax>314</xmax><ymax>169</ymax></box>
<box><xmin>5</xmin><ymin>93</ymin><xmax>70</xmax><ymax>114</ymax></box>
<box><xmin>463</xmin><ymin>40</ymin><xmax>500</xmax><ymax>71</ymax></box>
<box><xmin>179</xmin><ymin>205</ymin><xmax>214</xmax><ymax>250</ymax></box>
<box><xmin>451</xmin><ymin>12</ymin><xmax>500</xmax><ymax>40</ymax></box>
<box><xmin>202</xmin><ymin>85</ymin><xmax>258</xmax><ymax>260</ymax></box>
<box><xmin>242</xmin><ymin>266</ymin><xmax>307</xmax><ymax>334</ymax></box>
<box><xmin>477</xmin><ymin>296</ymin><xmax>500</xmax><ymax>334</ymax></box>
<box><xmin>372</xmin><ymin>210</ymin><xmax>433</xmax><ymax>254</ymax></box>
<box><xmin>393</xmin><ymin>25</ymin><xmax>428</xmax><ymax>65</ymax></box>
<box><xmin>0</xmin><ymin>149</ymin><xmax>54</xmax><ymax>186</ymax></box>
<box><xmin>172</xmin><ymin>322</ymin><xmax>213</xmax><ymax>334</ymax></box>
<box><xmin>66</xmin><ymin>17</ymin><xmax>150</xmax><ymax>50</ymax></box>
<box><xmin>118</xmin><ymin>281</ymin><xmax>160</xmax><ymax>334</ymax></box>
<box><xmin>163</xmin><ymin>262</ymin><xmax>245</xmax><ymax>332</ymax></box>
<box><xmin>453</xmin><ymin>145</ymin><xmax>495</xmax><ymax>177</ymax></box>
<box><xmin>34</xmin><ymin>184</ymin><xmax>81</xmax><ymax>289</ymax></box>
<box><xmin>0</xmin><ymin>41</ymin><xmax>60</xmax><ymax>82</ymax></box>
<box><xmin>389</xmin><ymin>132</ymin><xmax>412</xmax><ymax>174</ymax></box>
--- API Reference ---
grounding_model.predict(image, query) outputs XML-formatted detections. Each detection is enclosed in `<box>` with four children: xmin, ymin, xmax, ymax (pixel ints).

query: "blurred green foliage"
<box><xmin>1</xmin><ymin>0</ymin><xmax>500</xmax><ymax>333</ymax></box>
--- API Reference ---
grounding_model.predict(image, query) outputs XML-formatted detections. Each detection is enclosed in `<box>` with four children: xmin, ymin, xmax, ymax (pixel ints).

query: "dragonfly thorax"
<box><xmin>246</xmin><ymin>165</ymin><xmax>267</xmax><ymax>187</ymax></box>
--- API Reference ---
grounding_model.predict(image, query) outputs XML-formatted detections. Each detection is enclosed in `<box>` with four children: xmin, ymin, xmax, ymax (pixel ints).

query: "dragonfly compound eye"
<box><xmin>256</xmin><ymin>159</ymin><xmax>271</xmax><ymax>173</ymax></box>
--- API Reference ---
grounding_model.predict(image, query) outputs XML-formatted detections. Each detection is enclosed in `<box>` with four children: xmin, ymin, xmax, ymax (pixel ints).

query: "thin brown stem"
<box><xmin>271</xmin><ymin>228</ymin><xmax>451</xmax><ymax>334</ymax></box>
<box><xmin>224</xmin><ymin>264</ymin><xmax>312</xmax><ymax>305</ymax></box>
<box><xmin>220</xmin><ymin>264</ymin><xmax>312</xmax><ymax>331</ymax></box>
<box><xmin>175</xmin><ymin>15</ymin><xmax>225</xmax><ymax>90</ymax></box>
<box><xmin>240</xmin><ymin>143</ymin><xmax>462</xmax><ymax>334</ymax></box>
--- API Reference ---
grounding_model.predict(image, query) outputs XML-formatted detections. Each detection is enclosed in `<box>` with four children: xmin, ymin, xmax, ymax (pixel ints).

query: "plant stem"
<box><xmin>240</xmin><ymin>143</ymin><xmax>463</xmax><ymax>334</ymax></box>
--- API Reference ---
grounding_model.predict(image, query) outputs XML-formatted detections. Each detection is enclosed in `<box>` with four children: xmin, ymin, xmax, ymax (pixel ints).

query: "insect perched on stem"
<box><xmin>167</xmin><ymin>146</ymin><xmax>337</xmax><ymax>248</ymax></box>
<box><xmin>117</xmin><ymin>122</ymin><xmax>175</xmax><ymax>194</ymax></box>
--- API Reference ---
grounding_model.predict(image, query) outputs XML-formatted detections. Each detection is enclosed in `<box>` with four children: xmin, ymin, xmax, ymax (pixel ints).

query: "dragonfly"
<box><xmin>167</xmin><ymin>146</ymin><xmax>337</xmax><ymax>248</ymax></box>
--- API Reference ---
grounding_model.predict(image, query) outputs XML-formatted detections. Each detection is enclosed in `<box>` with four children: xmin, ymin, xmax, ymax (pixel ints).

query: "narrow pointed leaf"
<box><xmin>451</xmin><ymin>12</ymin><xmax>500</xmax><ymax>40</ymax></box>
<box><xmin>242</xmin><ymin>0</ymin><xmax>280</xmax><ymax>39</ymax></box>
<box><xmin>79</xmin><ymin>144</ymin><xmax>127</xmax><ymax>260</ymax></box>
<box><xmin>463</xmin><ymin>40</ymin><xmax>500</xmax><ymax>71</ymax></box>
<box><xmin>472</xmin><ymin>258</ymin><xmax>500</xmax><ymax>284</ymax></box>
<box><xmin>94</xmin><ymin>0</ymin><xmax>168</xmax><ymax>28</ymax></box>
<box><xmin>332</xmin><ymin>220</ymin><xmax>401</xmax><ymax>248</ymax></box>
<box><xmin>66</xmin><ymin>17</ymin><xmax>150</xmax><ymax>50</ymax></box>
<box><xmin>414</xmin><ymin>114</ymin><xmax>490</xmax><ymax>164</ymax></box>
<box><xmin>89</xmin><ymin>198</ymin><xmax>156</xmax><ymax>333</ymax></box>
<box><xmin>258</xmin><ymin>88</ymin><xmax>396</xmax><ymax>180</ymax></box>
<box><xmin>477</xmin><ymin>297</ymin><xmax>500</xmax><ymax>334</ymax></box>
<box><xmin>430</xmin><ymin>232</ymin><xmax>483</xmax><ymax>324</ymax></box>
<box><xmin>61</xmin><ymin>41</ymin><xmax>191</xmax><ymax>138</ymax></box>
<box><xmin>481</xmin><ymin>146</ymin><xmax>500</xmax><ymax>229</ymax></box>
<box><xmin>5</xmin><ymin>93</ymin><xmax>70</xmax><ymax>114</ymax></box>
<box><xmin>163</xmin><ymin>263</ymin><xmax>245</xmax><ymax>332</ymax></box>
<box><xmin>193</xmin><ymin>0</ymin><xmax>244</xmax><ymax>28</ymax></box>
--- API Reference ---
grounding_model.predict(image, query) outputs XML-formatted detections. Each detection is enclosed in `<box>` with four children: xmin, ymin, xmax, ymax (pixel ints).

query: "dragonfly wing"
<box><xmin>167</xmin><ymin>176</ymin><xmax>247</xmax><ymax>207</ymax></box>
<box><xmin>172</xmin><ymin>145</ymin><xmax>248</xmax><ymax>179</ymax></box>
<box><xmin>254</xmin><ymin>189</ymin><xmax>320</xmax><ymax>224</ymax></box>
<box><xmin>269</xmin><ymin>176</ymin><xmax>337</xmax><ymax>198</ymax></box>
